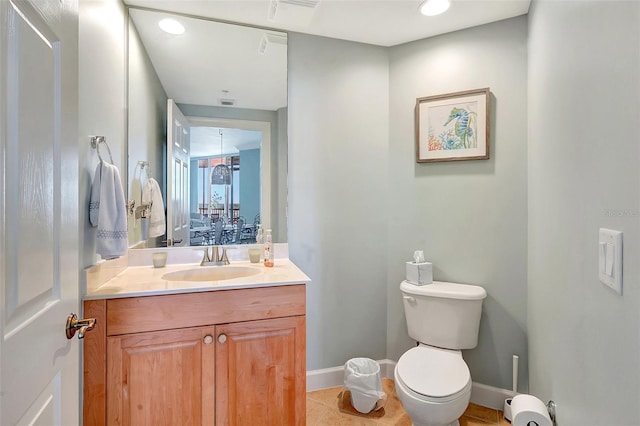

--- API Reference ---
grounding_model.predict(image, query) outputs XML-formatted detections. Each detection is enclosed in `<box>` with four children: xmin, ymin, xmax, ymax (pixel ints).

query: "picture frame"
<box><xmin>415</xmin><ymin>88</ymin><xmax>490</xmax><ymax>163</ymax></box>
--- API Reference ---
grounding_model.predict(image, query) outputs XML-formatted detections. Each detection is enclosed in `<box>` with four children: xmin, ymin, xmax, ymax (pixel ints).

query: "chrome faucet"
<box><xmin>211</xmin><ymin>246</ymin><xmax>229</xmax><ymax>265</ymax></box>
<box><xmin>200</xmin><ymin>246</ymin><xmax>230</xmax><ymax>266</ymax></box>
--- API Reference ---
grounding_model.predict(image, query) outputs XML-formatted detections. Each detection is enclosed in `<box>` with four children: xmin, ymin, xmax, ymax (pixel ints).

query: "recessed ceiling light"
<box><xmin>420</xmin><ymin>0</ymin><xmax>450</xmax><ymax>16</ymax></box>
<box><xmin>158</xmin><ymin>18</ymin><xmax>185</xmax><ymax>35</ymax></box>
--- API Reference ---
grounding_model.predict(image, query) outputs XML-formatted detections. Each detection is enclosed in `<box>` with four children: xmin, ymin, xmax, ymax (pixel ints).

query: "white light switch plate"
<box><xmin>599</xmin><ymin>228</ymin><xmax>623</xmax><ymax>295</ymax></box>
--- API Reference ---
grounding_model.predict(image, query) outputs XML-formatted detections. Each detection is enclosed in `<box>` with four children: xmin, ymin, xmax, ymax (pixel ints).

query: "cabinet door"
<box><xmin>216</xmin><ymin>316</ymin><xmax>306</xmax><ymax>426</ymax></box>
<box><xmin>107</xmin><ymin>326</ymin><xmax>215</xmax><ymax>426</ymax></box>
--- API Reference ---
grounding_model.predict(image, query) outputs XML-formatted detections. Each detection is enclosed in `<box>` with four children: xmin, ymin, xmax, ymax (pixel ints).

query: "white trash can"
<box><xmin>343</xmin><ymin>358</ymin><xmax>386</xmax><ymax>413</ymax></box>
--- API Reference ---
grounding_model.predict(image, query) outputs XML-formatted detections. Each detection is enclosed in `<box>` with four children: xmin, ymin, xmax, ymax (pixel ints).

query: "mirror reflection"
<box><xmin>126</xmin><ymin>7</ymin><xmax>288</xmax><ymax>248</ymax></box>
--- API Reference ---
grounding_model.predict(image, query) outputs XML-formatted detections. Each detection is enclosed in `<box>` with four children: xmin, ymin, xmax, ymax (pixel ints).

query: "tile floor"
<box><xmin>306</xmin><ymin>379</ymin><xmax>510</xmax><ymax>426</ymax></box>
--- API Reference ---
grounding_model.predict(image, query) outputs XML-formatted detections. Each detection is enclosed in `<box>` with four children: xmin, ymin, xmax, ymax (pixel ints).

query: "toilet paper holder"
<box><xmin>546</xmin><ymin>400</ymin><xmax>557</xmax><ymax>426</ymax></box>
<box><xmin>504</xmin><ymin>398</ymin><xmax>556</xmax><ymax>426</ymax></box>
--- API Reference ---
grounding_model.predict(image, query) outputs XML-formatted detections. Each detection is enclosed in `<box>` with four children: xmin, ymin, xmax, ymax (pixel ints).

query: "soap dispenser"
<box><xmin>263</xmin><ymin>229</ymin><xmax>274</xmax><ymax>267</ymax></box>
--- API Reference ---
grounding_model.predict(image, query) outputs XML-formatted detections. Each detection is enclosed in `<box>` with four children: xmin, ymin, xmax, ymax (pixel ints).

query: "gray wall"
<box><xmin>239</xmin><ymin>148</ymin><xmax>260</xmax><ymax>222</ymax></box>
<box><xmin>277</xmin><ymin>107</ymin><xmax>288</xmax><ymax>242</ymax></box>
<box><xmin>288</xmin><ymin>19</ymin><xmax>529</xmax><ymax>390</ymax></box>
<box><xmin>387</xmin><ymin>17</ymin><xmax>529</xmax><ymax>391</ymax></box>
<box><xmin>78</xmin><ymin>0</ymin><xmax>126</xmax><ymax>267</ymax></box>
<box><xmin>288</xmin><ymin>33</ymin><xmax>390</xmax><ymax>370</ymax></box>
<box><xmin>528</xmin><ymin>1</ymin><xmax>640</xmax><ymax>424</ymax></box>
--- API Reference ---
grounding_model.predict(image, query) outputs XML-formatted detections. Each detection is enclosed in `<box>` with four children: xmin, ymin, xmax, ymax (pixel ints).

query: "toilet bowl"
<box><xmin>394</xmin><ymin>345</ymin><xmax>471</xmax><ymax>426</ymax></box>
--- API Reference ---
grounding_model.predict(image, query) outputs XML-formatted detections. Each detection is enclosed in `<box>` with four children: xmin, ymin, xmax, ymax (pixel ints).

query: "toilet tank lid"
<box><xmin>400</xmin><ymin>281</ymin><xmax>487</xmax><ymax>300</ymax></box>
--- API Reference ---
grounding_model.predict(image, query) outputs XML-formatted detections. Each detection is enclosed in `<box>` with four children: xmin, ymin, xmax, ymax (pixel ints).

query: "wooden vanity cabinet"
<box><xmin>216</xmin><ymin>316</ymin><xmax>306</xmax><ymax>425</ymax></box>
<box><xmin>107</xmin><ymin>326</ymin><xmax>216</xmax><ymax>426</ymax></box>
<box><xmin>83</xmin><ymin>285</ymin><xmax>306</xmax><ymax>426</ymax></box>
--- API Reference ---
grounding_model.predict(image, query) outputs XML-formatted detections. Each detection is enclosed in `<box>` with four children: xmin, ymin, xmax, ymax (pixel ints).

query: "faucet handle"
<box><xmin>219</xmin><ymin>245</ymin><xmax>237</xmax><ymax>265</ymax></box>
<box><xmin>197</xmin><ymin>247</ymin><xmax>211</xmax><ymax>266</ymax></box>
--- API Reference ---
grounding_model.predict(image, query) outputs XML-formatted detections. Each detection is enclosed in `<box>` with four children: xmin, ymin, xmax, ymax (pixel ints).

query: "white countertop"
<box><xmin>84</xmin><ymin>259</ymin><xmax>310</xmax><ymax>300</ymax></box>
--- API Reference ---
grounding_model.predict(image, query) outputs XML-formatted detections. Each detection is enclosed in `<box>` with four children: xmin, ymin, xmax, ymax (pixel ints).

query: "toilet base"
<box><xmin>395</xmin><ymin>365</ymin><xmax>470</xmax><ymax>426</ymax></box>
<box><xmin>411</xmin><ymin>420</ymin><xmax>459</xmax><ymax>426</ymax></box>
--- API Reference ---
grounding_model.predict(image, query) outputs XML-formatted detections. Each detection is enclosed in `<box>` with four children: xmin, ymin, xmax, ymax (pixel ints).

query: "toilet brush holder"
<box><xmin>503</xmin><ymin>398</ymin><xmax>513</xmax><ymax>422</ymax></box>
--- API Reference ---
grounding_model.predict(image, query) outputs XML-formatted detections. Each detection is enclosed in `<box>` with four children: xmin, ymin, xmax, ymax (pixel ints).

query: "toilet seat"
<box><xmin>396</xmin><ymin>346</ymin><xmax>470</xmax><ymax>402</ymax></box>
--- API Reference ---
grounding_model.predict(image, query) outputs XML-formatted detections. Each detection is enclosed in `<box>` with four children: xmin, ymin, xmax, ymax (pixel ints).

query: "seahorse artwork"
<box><xmin>441</xmin><ymin>107</ymin><xmax>477</xmax><ymax>149</ymax></box>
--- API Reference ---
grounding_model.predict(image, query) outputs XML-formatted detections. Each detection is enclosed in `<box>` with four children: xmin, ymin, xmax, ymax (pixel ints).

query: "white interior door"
<box><xmin>0</xmin><ymin>0</ymin><xmax>80</xmax><ymax>425</ymax></box>
<box><xmin>167</xmin><ymin>99</ymin><xmax>190</xmax><ymax>246</ymax></box>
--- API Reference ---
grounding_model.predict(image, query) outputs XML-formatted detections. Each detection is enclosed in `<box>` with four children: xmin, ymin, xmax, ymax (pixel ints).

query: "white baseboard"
<box><xmin>379</xmin><ymin>359</ymin><xmax>396</xmax><ymax>380</ymax></box>
<box><xmin>307</xmin><ymin>360</ymin><xmax>513</xmax><ymax>410</ymax></box>
<box><xmin>469</xmin><ymin>382</ymin><xmax>515</xmax><ymax>411</ymax></box>
<box><xmin>306</xmin><ymin>365</ymin><xmax>344</xmax><ymax>392</ymax></box>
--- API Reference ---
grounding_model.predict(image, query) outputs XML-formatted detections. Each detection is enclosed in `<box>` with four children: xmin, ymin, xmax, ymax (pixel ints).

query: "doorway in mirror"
<box><xmin>189</xmin><ymin>125</ymin><xmax>262</xmax><ymax>246</ymax></box>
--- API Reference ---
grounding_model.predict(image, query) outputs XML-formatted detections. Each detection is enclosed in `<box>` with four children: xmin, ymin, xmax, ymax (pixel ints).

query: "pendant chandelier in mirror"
<box><xmin>211</xmin><ymin>129</ymin><xmax>231</xmax><ymax>185</ymax></box>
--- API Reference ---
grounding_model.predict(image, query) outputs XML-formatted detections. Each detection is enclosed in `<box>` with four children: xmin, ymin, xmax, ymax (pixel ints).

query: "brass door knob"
<box><xmin>65</xmin><ymin>313</ymin><xmax>97</xmax><ymax>339</ymax></box>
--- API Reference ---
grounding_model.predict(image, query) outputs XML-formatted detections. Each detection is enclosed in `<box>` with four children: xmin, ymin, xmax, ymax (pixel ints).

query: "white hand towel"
<box><xmin>142</xmin><ymin>177</ymin><xmax>166</xmax><ymax>238</ymax></box>
<box><xmin>89</xmin><ymin>162</ymin><xmax>128</xmax><ymax>259</ymax></box>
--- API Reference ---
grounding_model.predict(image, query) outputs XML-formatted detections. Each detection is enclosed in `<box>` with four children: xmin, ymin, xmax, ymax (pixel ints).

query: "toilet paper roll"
<box><xmin>511</xmin><ymin>394</ymin><xmax>553</xmax><ymax>426</ymax></box>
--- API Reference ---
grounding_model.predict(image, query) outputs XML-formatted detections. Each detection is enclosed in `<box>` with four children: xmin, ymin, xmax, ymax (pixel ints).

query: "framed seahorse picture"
<box><xmin>415</xmin><ymin>88</ymin><xmax>490</xmax><ymax>162</ymax></box>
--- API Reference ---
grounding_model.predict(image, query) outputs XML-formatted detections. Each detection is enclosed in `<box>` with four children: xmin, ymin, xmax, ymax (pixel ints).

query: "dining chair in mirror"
<box><xmin>233</xmin><ymin>217</ymin><xmax>245</xmax><ymax>244</ymax></box>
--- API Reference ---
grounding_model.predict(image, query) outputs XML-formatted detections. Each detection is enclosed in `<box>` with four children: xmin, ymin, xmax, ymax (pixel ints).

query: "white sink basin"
<box><xmin>162</xmin><ymin>266</ymin><xmax>261</xmax><ymax>282</ymax></box>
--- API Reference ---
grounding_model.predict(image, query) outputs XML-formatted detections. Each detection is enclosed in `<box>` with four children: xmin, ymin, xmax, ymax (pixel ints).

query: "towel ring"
<box><xmin>138</xmin><ymin>160</ymin><xmax>152</xmax><ymax>178</ymax></box>
<box><xmin>91</xmin><ymin>136</ymin><xmax>114</xmax><ymax>164</ymax></box>
<box><xmin>133</xmin><ymin>160</ymin><xmax>153</xmax><ymax>206</ymax></box>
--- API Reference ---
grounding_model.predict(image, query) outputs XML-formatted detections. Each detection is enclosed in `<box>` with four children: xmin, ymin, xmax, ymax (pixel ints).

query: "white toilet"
<box><xmin>394</xmin><ymin>280</ymin><xmax>487</xmax><ymax>426</ymax></box>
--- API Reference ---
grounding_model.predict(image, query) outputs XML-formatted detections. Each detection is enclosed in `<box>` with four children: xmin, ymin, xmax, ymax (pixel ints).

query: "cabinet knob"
<box><xmin>203</xmin><ymin>334</ymin><xmax>213</xmax><ymax>344</ymax></box>
<box><xmin>218</xmin><ymin>334</ymin><xmax>227</xmax><ymax>344</ymax></box>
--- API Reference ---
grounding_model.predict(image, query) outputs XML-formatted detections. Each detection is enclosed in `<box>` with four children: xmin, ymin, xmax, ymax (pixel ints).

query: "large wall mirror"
<box><xmin>126</xmin><ymin>7</ymin><xmax>288</xmax><ymax>248</ymax></box>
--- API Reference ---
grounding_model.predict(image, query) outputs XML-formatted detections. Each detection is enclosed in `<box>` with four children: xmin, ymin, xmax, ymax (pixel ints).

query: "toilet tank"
<box><xmin>400</xmin><ymin>280</ymin><xmax>486</xmax><ymax>350</ymax></box>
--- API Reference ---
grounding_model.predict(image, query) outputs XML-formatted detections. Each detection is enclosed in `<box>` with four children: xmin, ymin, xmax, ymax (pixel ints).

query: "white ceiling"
<box><xmin>126</xmin><ymin>0</ymin><xmax>530</xmax><ymax>47</ymax></box>
<box><xmin>190</xmin><ymin>127</ymin><xmax>262</xmax><ymax>157</ymax></box>
<box><xmin>129</xmin><ymin>8</ymin><xmax>288</xmax><ymax>111</ymax></box>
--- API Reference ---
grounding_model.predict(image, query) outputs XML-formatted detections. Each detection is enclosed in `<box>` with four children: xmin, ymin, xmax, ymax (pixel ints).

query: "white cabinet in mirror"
<box><xmin>126</xmin><ymin>7</ymin><xmax>288</xmax><ymax>249</ymax></box>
